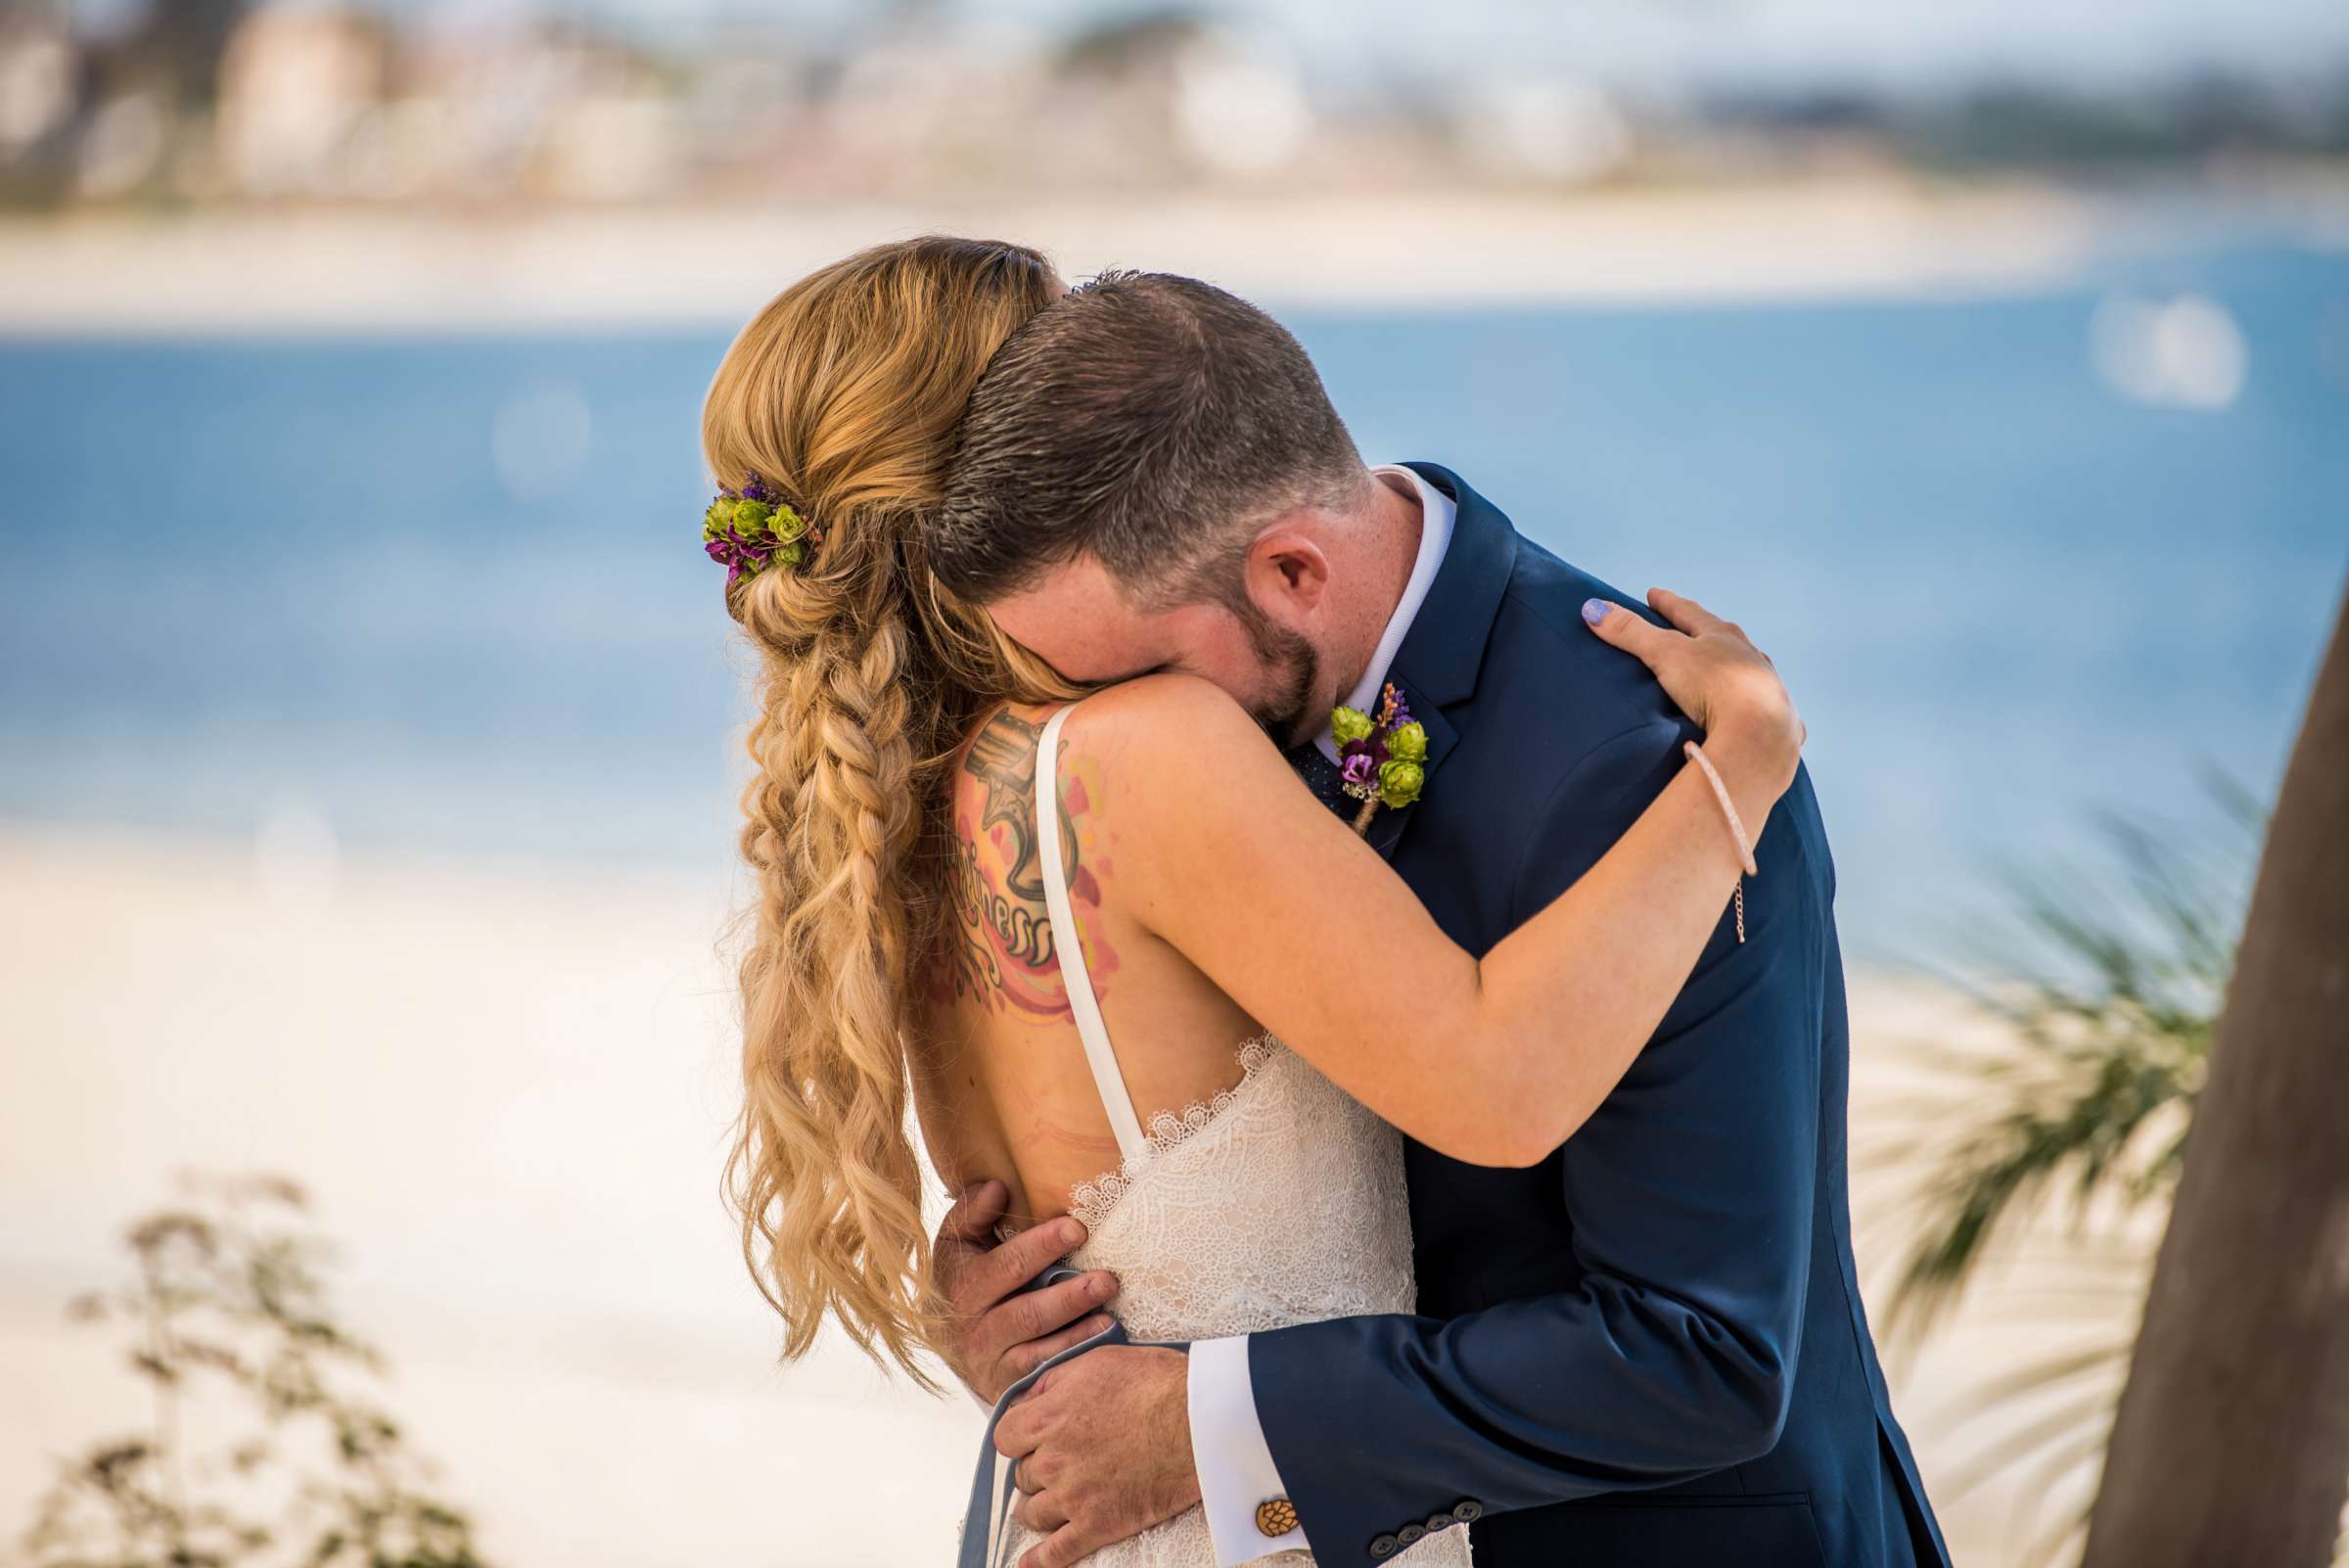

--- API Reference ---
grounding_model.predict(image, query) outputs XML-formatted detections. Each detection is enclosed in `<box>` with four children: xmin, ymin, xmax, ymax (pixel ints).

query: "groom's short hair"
<box><xmin>931</xmin><ymin>270</ymin><xmax>1363</xmax><ymax>605</ymax></box>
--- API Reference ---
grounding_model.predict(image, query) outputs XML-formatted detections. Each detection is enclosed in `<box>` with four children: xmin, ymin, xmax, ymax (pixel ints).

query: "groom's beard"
<box><xmin>1232</xmin><ymin>599</ymin><xmax>1319</xmax><ymax>747</ymax></box>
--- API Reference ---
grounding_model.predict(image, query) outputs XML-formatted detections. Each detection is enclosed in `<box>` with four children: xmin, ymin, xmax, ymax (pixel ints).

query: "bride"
<box><xmin>704</xmin><ymin>236</ymin><xmax>1805</xmax><ymax>1566</ymax></box>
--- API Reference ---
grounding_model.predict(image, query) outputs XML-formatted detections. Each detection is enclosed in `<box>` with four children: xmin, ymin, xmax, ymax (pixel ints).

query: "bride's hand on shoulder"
<box><xmin>1582</xmin><ymin>587</ymin><xmax>1806</xmax><ymax>796</ymax></box>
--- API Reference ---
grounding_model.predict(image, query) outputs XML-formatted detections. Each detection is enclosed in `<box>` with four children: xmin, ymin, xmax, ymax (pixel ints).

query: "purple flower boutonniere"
<box><xmin>1331</xmin><ymin>682</ymin><xmax>1427</xmax><ymax>835</ymax></box>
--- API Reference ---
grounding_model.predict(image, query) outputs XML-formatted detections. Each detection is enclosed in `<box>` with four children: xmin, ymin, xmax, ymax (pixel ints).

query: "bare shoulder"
<box><xmin>1046</xmin><ymin>674</ymin><xmax>1324</xmax><ymax>896</ymax></box>
<box><xmin>933</xmin><ymin>680</ymin><xmax>1267</xmax><ymax>1016</ymax></box>
<box><xmin>947</xmin><ymin>677</ymin><xmax>1257</xmax><ymax>787</ymax></box>
<box><xmin>1048</xmin><ymin>672</ymin><xmax>1277</xmax><ymax>783</ymax></box>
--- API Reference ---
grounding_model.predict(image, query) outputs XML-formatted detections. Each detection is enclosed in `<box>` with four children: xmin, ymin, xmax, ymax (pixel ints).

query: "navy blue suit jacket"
<box><xmin>1249</xmin><ymin>464</ymin><xmax>1951</xmax><ymax>1568</ymax></box>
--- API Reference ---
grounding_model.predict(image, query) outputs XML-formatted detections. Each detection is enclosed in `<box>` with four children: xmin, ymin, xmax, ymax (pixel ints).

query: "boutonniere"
<box><xmin>1331</xmin><ymin>682</ymin><xmax>1427</xmax><ymax>835</ymax></box>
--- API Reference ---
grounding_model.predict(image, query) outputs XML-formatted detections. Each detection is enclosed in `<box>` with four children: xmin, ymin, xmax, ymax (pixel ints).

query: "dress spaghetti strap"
<box><xmin>1035</xmin><ymin>703</ymin><xmax>1150</xmax><ymax>1164</ymax></box>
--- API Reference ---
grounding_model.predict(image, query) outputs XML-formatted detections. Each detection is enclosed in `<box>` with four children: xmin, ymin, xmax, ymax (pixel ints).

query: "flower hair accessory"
<box><xmin>702</xmin><ymin>474</ymin><xmax>823</xmax><ymax>584</ymax></box>
<box><xmin>1331</xmin><ymin>682</ymin><xmax>1426</xmax><ymax>834</ymax></box>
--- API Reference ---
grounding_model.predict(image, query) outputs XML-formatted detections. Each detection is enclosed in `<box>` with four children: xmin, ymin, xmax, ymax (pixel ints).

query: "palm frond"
<box><xmin>1961</xmin><ymin>1339</ymin><xmax>2132</xmax><ymax>1410</ymax></box>
<box><xmin>2004</xmin><ymin>1426</ymin><xmax>2112</xmax><ymax>1568</ymax></box>
<box><xmin>1941</xmin><ymin>1370</ymin><xmax>2127</xmax><ymax>1500</ymax></box>
<box><xmin>1857</xmin><ymin>774</ymin><xmax>2278</xmax><ymax>1562</ymax></box>
<box><xmin>1924</xmin><ymin>1328</ymin><xmax>2138</xmax><ymax>1568</ymax></box>
<box><xmin>1877</xmin><ymin>780</ymin><xmax>2254</xmax><ymax>1334</ymax></box>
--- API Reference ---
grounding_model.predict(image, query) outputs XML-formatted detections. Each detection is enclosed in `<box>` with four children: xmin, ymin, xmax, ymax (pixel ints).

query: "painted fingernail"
<box><xmin>1582</xmin><ymin>598</ymin><xmax>1610</xmax><ymax>626</ymax></box>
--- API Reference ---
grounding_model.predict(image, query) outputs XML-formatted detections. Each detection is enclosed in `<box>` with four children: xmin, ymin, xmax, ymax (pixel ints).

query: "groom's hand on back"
<box><xmin>934</xmin><ymin>1179</ymin><xmax>1121</xmax><ymax>1405</ymax></box>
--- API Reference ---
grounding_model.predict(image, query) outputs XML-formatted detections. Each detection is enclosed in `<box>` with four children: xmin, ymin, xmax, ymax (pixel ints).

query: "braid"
<box><xmin>705</xmin><ymin>236</ymin><xmax>1077</xmax><ymax>1385</ymax></box>
<box><xmin>729</xmin><ymin>580</ymin><xmax>957</xmax><ymax>1383</ymax></box>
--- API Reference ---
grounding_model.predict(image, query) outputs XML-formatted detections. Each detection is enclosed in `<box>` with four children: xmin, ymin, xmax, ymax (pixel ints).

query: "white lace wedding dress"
<box><xmin>981</xmin><ymin>701</ymin><xmax>1471</xmax><ymax>1568</ymax></box>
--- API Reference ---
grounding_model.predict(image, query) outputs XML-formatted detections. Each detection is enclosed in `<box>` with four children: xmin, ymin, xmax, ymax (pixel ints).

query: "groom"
<box><xmin>924</xmin><ymin>270</ymin><xmax>1950</xmax><ymax>1568</ymax></box>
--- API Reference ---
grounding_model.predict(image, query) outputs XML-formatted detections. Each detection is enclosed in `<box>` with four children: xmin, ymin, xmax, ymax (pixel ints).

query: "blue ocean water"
<box><xmin>2</xmin><ymin>241</ymin><xmax>2342</xmax><ymax>961</ymax></box>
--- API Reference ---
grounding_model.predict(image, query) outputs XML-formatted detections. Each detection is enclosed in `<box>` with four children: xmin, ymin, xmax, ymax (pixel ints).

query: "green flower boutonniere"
<box><xmin>1331</xmin><ymin>682</ymin><xmax>1425</xmax><ymax>834</ymax></box>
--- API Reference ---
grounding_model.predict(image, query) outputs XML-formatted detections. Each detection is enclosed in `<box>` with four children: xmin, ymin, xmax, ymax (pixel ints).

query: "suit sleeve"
<box><xmin>1247</xmin><ymin>721</ymin><xmax>1831</xmax><ymax>1565</ymax></box>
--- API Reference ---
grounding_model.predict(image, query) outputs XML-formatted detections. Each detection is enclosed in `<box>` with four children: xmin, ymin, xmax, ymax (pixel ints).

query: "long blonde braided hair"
<box><xmin>704</xmin><ymin>237</ymin><xmax>1078</xmax><ymax>1384</ymax></box>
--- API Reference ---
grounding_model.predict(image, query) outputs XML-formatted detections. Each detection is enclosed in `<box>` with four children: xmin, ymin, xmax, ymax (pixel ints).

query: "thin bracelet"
<box><xmin>1683</xmin><ymin>740</ymin><xmax>1760</xmax><ymax>876</ymax></box>
<box><xmin>1684</xmin><ymin>741</ymin><xmax>1754</xmax><ymax>944</ymax></box>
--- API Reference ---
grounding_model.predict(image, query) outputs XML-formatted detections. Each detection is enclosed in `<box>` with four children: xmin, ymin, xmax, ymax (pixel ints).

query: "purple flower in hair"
<box><xmin>704</xmin><ymin>530</ymin><xmax>759</xmax><ymax>583</ymax></box>
<box><xmin>699</xmin><ymin>477</ymin><xmax>814</xmax><ymax>583</ymax></box>
<box><xmin>710</xmin><ymin>520</ymin><xmax>803</xmax><ymax>582</ymax></box>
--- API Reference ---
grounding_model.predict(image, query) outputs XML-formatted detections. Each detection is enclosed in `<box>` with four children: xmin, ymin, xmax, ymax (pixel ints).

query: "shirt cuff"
<box><xmin>1187</xmin><ymin>1334</ymin><xmax>1304</xmax><ymax>1566</ymax></box>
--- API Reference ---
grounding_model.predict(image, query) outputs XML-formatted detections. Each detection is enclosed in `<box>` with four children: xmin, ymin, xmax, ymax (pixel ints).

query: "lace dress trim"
<box><xmin>1066</xmin><ymin>1033</ymin><xmax>1285</xmax><ymax>1232</ymax></box>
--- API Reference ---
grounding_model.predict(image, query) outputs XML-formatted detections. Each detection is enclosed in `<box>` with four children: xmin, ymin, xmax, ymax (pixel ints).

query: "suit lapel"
<box><xmin>1361</xmin><ymin>700</ymin><xmax>1454</xmax><ymax>858</ymax></box>
<box><xmin>1365</xmin><ymin>462</ymin><xmax>1519</xmax><ymax>860</ymax></box>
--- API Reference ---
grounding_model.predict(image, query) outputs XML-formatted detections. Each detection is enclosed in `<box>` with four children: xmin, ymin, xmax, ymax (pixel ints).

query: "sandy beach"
<box><xmin>0</xmin><ymin>178</ymin><xmax>2187</xmax><ymax>334</ymax></box>
<box><xmin>0</xmin><ymin>817</ymin><xmax>2147</xmax><ymax>1565</ymax></box>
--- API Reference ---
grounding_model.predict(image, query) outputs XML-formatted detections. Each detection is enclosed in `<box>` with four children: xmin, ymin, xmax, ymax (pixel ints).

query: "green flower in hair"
<box><xmin>703</xmin><ymin>473</ymin><xmax>824</xmax><ymax>585</ymax></box>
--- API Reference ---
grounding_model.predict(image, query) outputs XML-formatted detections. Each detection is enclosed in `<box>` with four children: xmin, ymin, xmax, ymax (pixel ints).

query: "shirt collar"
<box><xmin>1314</xmin><ymin>463</ymin><xmax>1458</xmax><ymax>762</ymax></box>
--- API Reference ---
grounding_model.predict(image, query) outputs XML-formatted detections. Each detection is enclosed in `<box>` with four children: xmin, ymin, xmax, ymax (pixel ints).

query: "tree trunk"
<box><xmin>2082</xmin><ymin>577</ymin><xmax>2349</xmax><ymax>1568</ymax></box>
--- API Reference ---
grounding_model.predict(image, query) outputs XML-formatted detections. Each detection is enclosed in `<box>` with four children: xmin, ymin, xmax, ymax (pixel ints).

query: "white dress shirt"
<box><xmin>1186</xmin><ymin>463</ymin><xmax>1458</xmax><ymax>1566</ymax></box>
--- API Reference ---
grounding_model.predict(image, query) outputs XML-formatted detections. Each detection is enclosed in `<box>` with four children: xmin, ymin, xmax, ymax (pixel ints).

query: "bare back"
<box><xmin>914</xmin><ymin>699</ymin><xmax>1268</xmax><ymax>1231</ymax></box>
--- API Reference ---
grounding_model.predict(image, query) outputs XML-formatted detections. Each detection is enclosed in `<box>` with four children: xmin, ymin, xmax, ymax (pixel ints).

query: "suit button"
<box><xmin>1255</xmin><ymin>1498</ymin><xmax>1298</xmax><ymax>1537</ymax></box>
<box><xmin>1426</xmin><ymin>1514</ymin><xmax>1455</xmax><ymax>1532</ymax></box>
<box><xmin>1397</xmin><ymin>1524</ymin><xmax>1426</xmax><ymax>1545</ymax></box>
<box><xmin>1451</xmin><ymin>1499</ymin><xmax>1484</xmax><ymax>1523</ymax></box>
<box><xmin>1369</xmin><ymin>1535</ymin><xmax>1401</xmax><ymax>1558</ymax></box>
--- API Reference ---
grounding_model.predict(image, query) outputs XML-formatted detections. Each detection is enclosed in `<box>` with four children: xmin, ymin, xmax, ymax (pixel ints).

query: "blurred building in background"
<box><xmin>1</xmin><ymin>0</ymin><xmax>2345</xmax><ymax>210</ymax></box>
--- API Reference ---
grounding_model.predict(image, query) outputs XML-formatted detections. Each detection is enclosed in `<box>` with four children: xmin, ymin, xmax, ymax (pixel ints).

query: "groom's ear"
<box><xmin>1247</xmin><ymin>527</ymin><xmax>1330</xmax><ymax>618</ymax></box>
